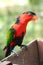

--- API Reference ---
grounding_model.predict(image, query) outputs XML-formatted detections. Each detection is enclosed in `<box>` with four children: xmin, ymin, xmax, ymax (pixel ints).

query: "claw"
<box><xmin>20</xmin><ymin>45</ymin><xmax>28</xmax><ymax>50</ymax></box>
<box><xmin>24</xmin><ymin>45</ymin><xmax>28</xmax><ymax>50</ymax></box>
<box><xmin>12</xmin><ymin>50</ymin><xmax>19</xmax><ymax>56</ymax></box>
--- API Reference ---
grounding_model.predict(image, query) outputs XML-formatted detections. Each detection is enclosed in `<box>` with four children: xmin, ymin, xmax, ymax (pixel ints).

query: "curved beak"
<box><xmin>32</xmin><ymin>15</ymin><xmax>38</xmax><ymax>22</ymax></box>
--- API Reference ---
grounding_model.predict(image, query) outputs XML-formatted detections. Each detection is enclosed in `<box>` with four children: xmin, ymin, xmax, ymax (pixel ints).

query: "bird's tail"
<box><xmin>5</xmin><ymin>46</ymin><xmax>14</xmax><ymax>57</ymax></box>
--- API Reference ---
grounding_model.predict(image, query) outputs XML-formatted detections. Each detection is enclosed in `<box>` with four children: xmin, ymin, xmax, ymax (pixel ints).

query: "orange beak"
<box><xmin>32</xmin><ymin>16</ymin><xmax>38</xmax><ymax>22</ymax></box>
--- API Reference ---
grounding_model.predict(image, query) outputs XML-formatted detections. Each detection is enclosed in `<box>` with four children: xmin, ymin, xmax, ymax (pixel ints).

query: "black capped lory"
<box><xmin>3</xmin><ymin>11</ymin><xmax>38</xmax><ymax>57</ymax></box>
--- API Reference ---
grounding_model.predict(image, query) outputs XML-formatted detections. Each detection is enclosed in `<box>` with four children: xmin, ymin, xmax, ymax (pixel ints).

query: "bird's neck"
<box><xmin>20</xmin><ymin>14</ymin><xmax>32</xmax><ymax>27</ymax></box>
<box><xmin>20</xmin><ymin>18</ymin><xmax>32</xmax><ymax>28</ymax></box>
<box><xmin>19</xmin><ymin>20</ymin><xmax>29</xmax><ymax>30</ymax></box>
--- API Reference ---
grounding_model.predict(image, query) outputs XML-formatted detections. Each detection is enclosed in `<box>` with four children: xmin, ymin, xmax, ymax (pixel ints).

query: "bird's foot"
<box><xmin>20</xmin><ymin>45</ymin><xmax>28</xmax><ymax>50</ymax></box>
<box><xmin>12</xmin><ymin>50</ymin><xmax>19</xmax><ymax>56</ymax></box>
<box><xmin>24</xmin><ymin>45</ymin><xmax>28</xmax><ymax>50</ymax></box>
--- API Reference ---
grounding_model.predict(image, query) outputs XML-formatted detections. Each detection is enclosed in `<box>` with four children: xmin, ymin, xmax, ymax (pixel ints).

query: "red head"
<box><xmin>19</xmin><ymin>11</ymin><xmax>38</xmax><ymax>24</ymax></box>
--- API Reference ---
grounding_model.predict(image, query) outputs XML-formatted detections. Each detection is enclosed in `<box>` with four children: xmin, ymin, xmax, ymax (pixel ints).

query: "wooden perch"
<box><xmin>1</xmin><ymin>39</ymin><xmax>43</xmax><ymax>65</ymax></box>
<box><xmin>0</xmin><ymin>61</ymin><xmax>12</xmax><ymax>65</ymax></box>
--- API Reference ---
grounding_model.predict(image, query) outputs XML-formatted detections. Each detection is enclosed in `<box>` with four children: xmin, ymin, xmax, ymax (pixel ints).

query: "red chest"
<box><xmin>12</xmin><ymin>24</ymin><xmax>26</xmax><ymax>37</ymax></box>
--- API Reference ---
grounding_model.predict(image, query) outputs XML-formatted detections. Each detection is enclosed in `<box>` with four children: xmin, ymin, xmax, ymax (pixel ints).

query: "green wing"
<box><xmin>6</xmin><ymin>28</ymin><xmax>16</xmax><ymax>47</ymax></box>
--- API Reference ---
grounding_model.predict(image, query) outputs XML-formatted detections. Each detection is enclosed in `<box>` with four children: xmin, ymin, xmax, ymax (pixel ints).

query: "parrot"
<box><xmin>3</xmin><ymin>11</ymin><xmax>38</xmax><ymax>57</ymax></box>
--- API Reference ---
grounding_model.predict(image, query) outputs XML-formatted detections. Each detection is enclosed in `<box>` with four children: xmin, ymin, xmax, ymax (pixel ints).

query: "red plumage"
<box><xmin>4</xmin><ymin>11</ymin><xmax>38</xmax><ymax>57</ymax></box>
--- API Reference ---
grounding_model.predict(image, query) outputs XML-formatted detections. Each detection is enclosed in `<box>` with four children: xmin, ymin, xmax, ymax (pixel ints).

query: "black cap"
<box><xmin>23</xmin><ymin>11</ymin><xmax>36</xmax><ymax>16</ymax></box>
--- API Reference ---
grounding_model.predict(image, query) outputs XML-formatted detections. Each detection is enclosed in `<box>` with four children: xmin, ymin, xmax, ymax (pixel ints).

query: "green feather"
<box><xmin>6</xmin><ymin>28</ymin><xmax>15</xmax><ymax>47</ymax></box>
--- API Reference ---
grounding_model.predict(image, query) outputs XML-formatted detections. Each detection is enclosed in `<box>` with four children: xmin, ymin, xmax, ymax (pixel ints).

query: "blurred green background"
<box><xmin>0</xmin><ymin>0</ymin><xmax>43</xmax><ymax>60</ymax></box>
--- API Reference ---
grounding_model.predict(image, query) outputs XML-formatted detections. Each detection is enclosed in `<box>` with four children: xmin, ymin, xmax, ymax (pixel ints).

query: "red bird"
<box><xmin>4</xmin><ymin>11</ymin><xmax>38</xmax><ymax>57</ymax></box>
